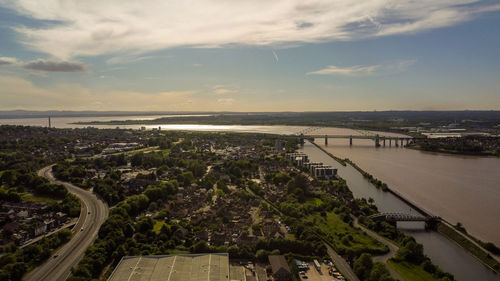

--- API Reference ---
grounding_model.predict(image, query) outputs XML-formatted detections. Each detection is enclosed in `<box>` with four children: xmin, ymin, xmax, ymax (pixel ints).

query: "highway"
<box><xmin>23</xmin><ymin>165</ymin><xmax>109</xmax><ymax>281</ymax></box>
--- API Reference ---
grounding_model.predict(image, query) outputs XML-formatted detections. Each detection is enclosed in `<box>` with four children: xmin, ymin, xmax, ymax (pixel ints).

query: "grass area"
<box><xmin>388</xmin><ymin>260</ymin><xmax>441</xmax><ymax>281</ymax></box>
<box><xmin>153</xmin><ymin>220</ymin><xmax>166</xmax><ymax>234</ymax></box>
<box><xmin>127</xmin><ymin>146</ymin><xmax>159</xmax><ymax>155</ymax></box>
<box><xmin>21</xmin><ymin>193</ymin><xmax>59</xmax><ymax>204</ymax></box>
<box><xmin>169</xmin><ymin>249</ymin><xmax>190</xmax><ymax>255</ymax></box>
<box><xmin>312</xmin><ymin>197</ymin><xmax>323</xmax><ymax>206</ymax></box>
<box><xmin>438</xmin><ymin>223</ymin><xmax>500</xmax><ymax>273</ymax></box>
<box><xmin>306</xmin><ymin>211</ymin><xmax>387</xmax><ymax>254</ymax></box>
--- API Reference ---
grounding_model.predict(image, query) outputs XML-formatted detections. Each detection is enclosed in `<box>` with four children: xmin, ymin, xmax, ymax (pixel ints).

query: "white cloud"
<box><xmin>217</xmin><ymin>98</ymin><xmax>235</xmax><ymax>105</ymax></box>
<box><xmin>0</xmin><ymin>57</ymin><xmax>19</xmax><ymax>66</ymax></box>
<box><xmin>2</xmin><ymin>0</ymin><xmax>498</xmax><ymax>59</ymax></box>
<box><xmin>307</xmin><ymin>65</ymin><xmax>380</xmax><ymax>76</ymax></box>
<box><xmin>307</xmin><ymin>60</ymin><xmax>416</xmax><ymax>76</ymax></box>
<box><xmin>212</xmin><ymin>85</ymin><xmax>238</xmax><ymax>95</ymax></box>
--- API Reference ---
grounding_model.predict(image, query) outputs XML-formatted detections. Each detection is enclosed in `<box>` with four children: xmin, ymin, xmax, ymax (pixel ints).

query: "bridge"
<box><xmin>298</xmin><ymin>133</ymin><xmax>415</xmax><ymax>147</ymax></box>
<box><xmin>369</xmin><ymin>213</ymin><xmax>441</xmax><ymax>229</ymax></box>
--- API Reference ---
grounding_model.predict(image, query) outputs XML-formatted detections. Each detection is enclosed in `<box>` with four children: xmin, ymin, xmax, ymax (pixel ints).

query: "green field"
<box><xmin>153</xmin><ymin>220</ymin><xmax>166</xmax><ymax>234</ymax></box>
<box><xmin>306</xmin><ymin>211</ymin><xmax>388</xmax><ymax>254</ymax></box>
<box><xmin>21</xmin><ymin>193</ymin><xmax>59</xmax><ymax>204</ymax></box>
<box><xmin>388</xmin><ymin>260</ymin><xmax>440</xmax><ymax>281</ymax></box>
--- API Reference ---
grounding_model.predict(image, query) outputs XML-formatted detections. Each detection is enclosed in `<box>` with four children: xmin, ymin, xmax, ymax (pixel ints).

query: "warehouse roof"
<box><xmin>108</xmin><ymin>253</ymin><xmax>229</xmax><ymax>281</ymax></box>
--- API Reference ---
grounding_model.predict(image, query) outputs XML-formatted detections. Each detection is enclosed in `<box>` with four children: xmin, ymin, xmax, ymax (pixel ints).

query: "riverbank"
<box><xmin>409</xmin><ymin>145</ymin><xmax>500</xmax><ymax>157</ymax></box>
<box><xmin>437</xmin><ymin>223</ymin><xmax>500</xmax><ymax>274</ymax></box>
<box><xmin>314</xmin><ymin>142</ymin><xmax>500</xmax><ymax>276</ymax></box>
<box><xmin>343</xmin><ymin>158</ymin><xmax>389</xmax><ymax>192</ymax></box>
<box><xmin>310</xmin><ymin>141</ymin><xmax>346</xmax><ymax>166</ymax></box>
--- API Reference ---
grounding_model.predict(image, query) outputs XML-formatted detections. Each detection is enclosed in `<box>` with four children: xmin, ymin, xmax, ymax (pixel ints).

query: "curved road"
<box><xmin>353</xmin><ymin>218</ymin><xmax>404</xmax><ymax>281</ymax></box>
<box><xmin>23</xmin><ymin>165</ymin><xmax>109</xmax><ymax>281</ymax></box>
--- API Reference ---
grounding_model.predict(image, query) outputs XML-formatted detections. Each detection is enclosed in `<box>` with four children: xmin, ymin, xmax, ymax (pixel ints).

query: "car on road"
<box><xmin>81</xmin><ymin>227</ymin><xmax>84</xmax><ymax>231</ymax></box>
<box><xmin>53</xmin><ymin>254</ymin><xmax>58</xmax><ymax>258</ymax></box>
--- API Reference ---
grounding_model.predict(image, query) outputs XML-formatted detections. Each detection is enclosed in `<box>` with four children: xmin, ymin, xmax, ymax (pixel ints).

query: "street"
<box><xmin>23</xmin><ymin>165</ymin><xmax>109</xmax><ymax>281</ymax></box>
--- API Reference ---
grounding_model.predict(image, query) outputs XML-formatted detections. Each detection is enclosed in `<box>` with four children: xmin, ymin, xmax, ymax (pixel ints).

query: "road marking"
<box><xmin>167</xmin><ymin>255</ymin><xmax>177</xmax><ymax>281</ymax></box>
<box><xmin>127</xmin><ymin>257</ymin><xmax>142</xmax><ymax>281</ymax></box>
<box><xmin>208</xmin><ymin>254</ymin><xmax>211</xmax><ymax>281</ymax></box>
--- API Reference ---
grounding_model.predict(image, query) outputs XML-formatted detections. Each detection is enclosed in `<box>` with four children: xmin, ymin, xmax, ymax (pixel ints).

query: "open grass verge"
<box><xmin>306</xmin><ymin>211</ymin><xmax>388</xmax><ymax>255</ymax></box>
<box><xmin>387</xmin><ymin>260</ymin><xmax>441</xmax><ymax>281</ymax></box>
<box><xmin>21</xmin><ymin>193</ymin><xmax>59</xmax><ymax>204</ymax></box>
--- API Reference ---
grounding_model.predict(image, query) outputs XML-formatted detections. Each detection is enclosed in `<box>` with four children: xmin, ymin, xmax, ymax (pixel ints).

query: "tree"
<box><xmin>368</xmin><ymin>262</ymin><xmax>392</xmax><ymax>281</ymax></box>
<box><xmin>353</xmin><ymin>253</ymin><xmax>373</xmax><ymax>280</ymax></box>
<box><xmin>256</xmin><ymin>249</ymin><xmax>270</xmax><ymax>262</ymax></box>
<box><xmin>395</xmin><ymin>240</ymin><xmax>425</xmax><ymax>264</ymax></box>
<box><xmin>192</xmin><ymin>241</ymin><xmax>210</xmax><ymax>253</ymax></box>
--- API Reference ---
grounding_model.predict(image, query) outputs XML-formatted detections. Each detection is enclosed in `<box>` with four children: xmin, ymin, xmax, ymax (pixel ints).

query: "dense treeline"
<box><xmin>68</xmin><ymin>181</ymin><xmax>178</xmax><ymax>280</ymax></box>
<box><xmin>0</xmin><ymin>229</ymin><xmax>72</xmax><ymax>281</ymax></box>
<box><xmin>353</xmin><ymin>253</ymin><xmax>396</xmax><ymax>281</ymax></box>
<box><xmin>0</xmin><ymin>170</ymin><xmax>80</xmax><ymax>216</ymax></box>
<box><xmin>414</xmin><ymin>136</ymin><xmax>500</xmax><ymax>156</ymax></box>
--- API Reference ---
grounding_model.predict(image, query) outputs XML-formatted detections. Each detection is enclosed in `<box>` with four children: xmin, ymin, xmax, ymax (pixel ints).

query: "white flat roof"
<box><xmin>108</xmin><ymin>253</ymin><xmax>229</xmax><ymax>281</ymax></box>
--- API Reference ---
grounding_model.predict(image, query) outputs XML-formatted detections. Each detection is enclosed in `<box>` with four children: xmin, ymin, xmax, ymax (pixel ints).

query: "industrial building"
<box><xmin>108</xmin><ymin>253</ymin><xmax>230</xmax><ymax>281</ymax></box>
<box><xmin>285</xmin><ymin>153</ymin><xmax>337</xmax><ymax>180</ymax></box>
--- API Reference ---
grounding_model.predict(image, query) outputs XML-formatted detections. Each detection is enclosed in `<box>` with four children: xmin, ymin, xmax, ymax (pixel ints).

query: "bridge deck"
<box><xmin>304</xmin><ymin>135</ymin><xmax>412</xmax><ymax>139</ymax></box>
<box><xmin>369</xmin><ymin>213</ymin><xmax>440</xmax><ymax>222</ymax></box>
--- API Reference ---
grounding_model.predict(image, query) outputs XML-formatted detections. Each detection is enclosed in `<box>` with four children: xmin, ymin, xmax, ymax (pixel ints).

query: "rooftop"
<box><xmin>108</xmin><ymin>253</ymin><xmax>229</xmax><ymax>281</ymax></box>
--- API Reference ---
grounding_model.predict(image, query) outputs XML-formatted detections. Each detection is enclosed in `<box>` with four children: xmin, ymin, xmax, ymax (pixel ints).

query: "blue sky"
<box><xmin>0</xmin><ymin>0</ymin><xmax>499</xmax><ymax>111</ymax></box>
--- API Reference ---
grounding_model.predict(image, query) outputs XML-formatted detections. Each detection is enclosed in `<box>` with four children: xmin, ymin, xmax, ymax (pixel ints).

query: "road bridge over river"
<box><xmin>299</xmin><ymin>133</ymin><xmax>416</xmax><ymax>147</ymax></box>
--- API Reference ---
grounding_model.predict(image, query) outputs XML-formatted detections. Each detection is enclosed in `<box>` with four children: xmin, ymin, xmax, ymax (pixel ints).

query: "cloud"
<box><xmin>307</xmin><ymin>60</ymin><xmax>416</xmax><ymax>76</ymax></box>
<box><xmin>213</xmin><ymin>85</ymin><xmax>238</xmax><ymax>95</ymax></box>
<box><xmin>0</xmin><ymin>57</ymin><xmax>19</xmax><ymax>66</ymax></box>
<box><xmin>307</xmin><ymin>65</ymin><xmax>380</xmax><ymax>76</ymax></box>
<box><xmin>106</xmin><ymin>55</ymin><xmax>154</xmax><ymax>65</ymax></box>
<box><xmin>23</xmin><ymin>59</ymin><xmax>87</xmax><ymax>72</ymax></box>
<box><xmin>217</xmin><ymin>98</ymin><xmax>235</xmax><ymax>105</ymax></box>
<box><xmin>2</xmin><ymin>0</ymin><xmax>499</xmax><ymax>59</ymax></box>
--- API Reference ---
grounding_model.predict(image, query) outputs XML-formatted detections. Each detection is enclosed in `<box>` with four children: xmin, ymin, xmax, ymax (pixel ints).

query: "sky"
<box><xmin>0</xmin><ymin>0</ymin><xmax>499</xmax><ymax>112</ymax></box>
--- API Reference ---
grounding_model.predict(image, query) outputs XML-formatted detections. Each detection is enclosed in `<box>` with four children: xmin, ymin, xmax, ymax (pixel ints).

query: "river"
<box><xmin>1</xmin><ymin>116</ymin><xmax>499</xmax><ymax>280</ymax></box>
<box><xmin>299</xmin><ymin>141</ymin><xmax>499</xmax><ymax>281</ymax></box>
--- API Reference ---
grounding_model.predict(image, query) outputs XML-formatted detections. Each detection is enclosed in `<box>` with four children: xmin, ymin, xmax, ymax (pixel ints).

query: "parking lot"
<box><xmin>299</xmin><ymin>261</ymin><xmax>345</xmax><ymax>281</ymax></box>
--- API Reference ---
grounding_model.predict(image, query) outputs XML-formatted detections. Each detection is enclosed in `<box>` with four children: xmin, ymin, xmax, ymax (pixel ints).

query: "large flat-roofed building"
<box><xmin>268</xmin><ymin>255</ymin><xmax>292</xmax><ymax>281</ymax></box>
<box><xmin>108</xmin><ymin>253</ymin><xmax>229</xmax><ymax>281</ymax></box>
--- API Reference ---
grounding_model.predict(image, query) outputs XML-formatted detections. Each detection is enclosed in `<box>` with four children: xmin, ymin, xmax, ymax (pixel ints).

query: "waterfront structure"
<box><xmin>312</xmin><ymin>166</ymin><xmax>337</xmax><ymax>180</ymax></box>
<box><xmin>108</xmin><ymin>253</ymin><xmax>230</xmax><ymax>281</ymax></box>
<box><xmin>286</xmin><ymin>153</ymin><xmax>337</xmax><ymax>180</ymax></box>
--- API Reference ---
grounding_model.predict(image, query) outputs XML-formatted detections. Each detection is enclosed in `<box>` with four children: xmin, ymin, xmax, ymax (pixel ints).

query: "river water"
<box><xmin>1</xmin><ymin>116</ymin><xmax>499</xmax><ymax>280</ymax></box>
<box><xmin>299</xmin><ymin>141</ymin><xmax>499</xmax><ymax>281</ymax></box>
